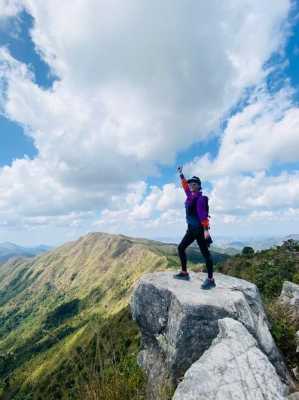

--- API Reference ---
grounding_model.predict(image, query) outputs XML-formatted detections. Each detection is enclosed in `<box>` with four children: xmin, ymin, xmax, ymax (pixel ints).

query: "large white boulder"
<box><xmin>130</xmin><ymin>271</ymin><xmax>295</xmax><ymax>399</ymax></box>
<box><xmin>173</xmin><ymin>317</ymin><xmax>288</xmax><ymax>400</ymax></box>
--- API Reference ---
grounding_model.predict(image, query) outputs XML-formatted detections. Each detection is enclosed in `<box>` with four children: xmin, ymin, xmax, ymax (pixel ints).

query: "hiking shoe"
<box><xmin>173</xmin><ymin>271</ymin><xmax>190</xmax><ymax>280</ymax></box>
<box><xmin>201</xmin><ymin>277</ymin><xmax>216</xmax><ymax>289</ymax></box>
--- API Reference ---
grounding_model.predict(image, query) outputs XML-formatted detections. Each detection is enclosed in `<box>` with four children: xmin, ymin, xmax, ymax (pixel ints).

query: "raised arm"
<box><xmin>177</xmin><ymin>166</ymin><xmax>191</xmax><ymax>198</ymax></box>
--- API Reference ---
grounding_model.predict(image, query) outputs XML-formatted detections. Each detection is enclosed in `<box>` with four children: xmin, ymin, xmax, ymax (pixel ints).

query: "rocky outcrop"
<box><xmin>130</xmin><ymin>271</ymin><xmax>295</xmax><ymax>399</ymax></box>
<box><xmin>279</xmin><ymin>281</ymin><xmax>299</xmax><ymax>322</ymax></box>
<box><xmin>279</xmin><ymin>281</ymin><xmax>299</xmax><ymax>381</ymax></box>
<box><xmin>173</xmin><ymin>318</ymin><xmax>288</xmax><ymax>400</ymax></box>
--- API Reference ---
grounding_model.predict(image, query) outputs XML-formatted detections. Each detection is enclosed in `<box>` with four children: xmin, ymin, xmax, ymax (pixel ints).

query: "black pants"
<box><xmin>178</xmin><ymin>225</ymin><xmax>214</xmax><ymax>278</ymax></box>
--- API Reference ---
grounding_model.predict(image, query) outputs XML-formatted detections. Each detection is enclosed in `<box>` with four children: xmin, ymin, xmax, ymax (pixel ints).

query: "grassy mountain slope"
<box><xmin>0</xmin><ymin>232</ymin><xmax>228</xmax><ymax>399</ymax></box>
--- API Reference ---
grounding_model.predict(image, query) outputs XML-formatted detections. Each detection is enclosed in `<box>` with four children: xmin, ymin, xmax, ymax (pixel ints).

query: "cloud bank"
<box><xmin>0</xmin><ymin>0</ymin><xmax>298</xmax><ymax>243</ymax></box>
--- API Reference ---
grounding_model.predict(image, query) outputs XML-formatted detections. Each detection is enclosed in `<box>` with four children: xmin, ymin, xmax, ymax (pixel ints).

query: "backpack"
<box><xmin>203</xmin><ymin>195</ymin><xmax>210</xmax><ymax>217</ymax></box>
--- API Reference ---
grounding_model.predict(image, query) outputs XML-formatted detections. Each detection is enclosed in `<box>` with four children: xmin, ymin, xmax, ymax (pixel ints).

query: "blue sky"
<box><xmin>0</xmin><ymin>1</ymin><xmax>299</xmax><ymax>246</ymax></box>
<box><xmin>0</xmin><ymin>10</ymin><xmax>54</xmax><ymax>167</ymax></box>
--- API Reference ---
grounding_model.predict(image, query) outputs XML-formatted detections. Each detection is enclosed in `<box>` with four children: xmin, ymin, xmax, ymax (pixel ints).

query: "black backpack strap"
<box><xmin>203</xmin><ymin>195</ymin><xmax>209</xmax><ymax>214</ymax></box>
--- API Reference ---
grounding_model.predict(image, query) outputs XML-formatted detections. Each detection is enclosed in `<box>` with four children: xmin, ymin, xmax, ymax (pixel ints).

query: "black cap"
<box><xmin>187</xmin><ymin>176</ymin><xmax>201</xmax><ymax>186</ymax></box>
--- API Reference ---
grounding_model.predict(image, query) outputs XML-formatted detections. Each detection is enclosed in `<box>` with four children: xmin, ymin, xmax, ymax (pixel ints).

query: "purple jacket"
<box><xmin>180</xmin><ymin>173</ymin><xmax>209</xmax><ymax>228</ymax></box>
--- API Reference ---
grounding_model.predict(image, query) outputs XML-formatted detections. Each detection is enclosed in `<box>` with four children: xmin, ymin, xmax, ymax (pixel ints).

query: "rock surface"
<box><xmin>279</xmin><ymin>281</ymin><xmax>299</xmax><ymax>322</ymax></box>
<box><xmin>130</xmin><ymin>271</ymin><xmax>295</xmax><ymax>399</ymax></box>
<box><xmin>173</xmin><ymin>317</ymin><xmax>288</xmax><ymax>400</ymax></box>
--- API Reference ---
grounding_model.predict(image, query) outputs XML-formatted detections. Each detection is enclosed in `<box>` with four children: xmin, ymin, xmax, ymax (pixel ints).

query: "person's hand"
<box><xmin>204</xmin><ymin>229</ymin><xmax>210</xmax><ymax>240</ymax></box>
<box><xmin>177</xmin><ymin>165</ymin><xmax>183</xmax><ymax>174</ymax></box>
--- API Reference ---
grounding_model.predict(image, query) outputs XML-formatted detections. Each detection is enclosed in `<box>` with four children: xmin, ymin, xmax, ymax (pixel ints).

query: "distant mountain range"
<box><xmin>2</xmin><ymin>232</ymin><xmax>298</xmax><ymax>264</ymax></box>
<box><xmin>0</xmin><ymin>242</ymin><xmax>52</xmax><ymax>262</ymax></box>
<box><xmin>154</xmin><ymin>233</ymin><xmax>299</xmax><ymax>253</ymax></box>
<box><xmin>214</xmin><ymin>233</ymin><xmax>299</xmax><ymax>251</ymax></box>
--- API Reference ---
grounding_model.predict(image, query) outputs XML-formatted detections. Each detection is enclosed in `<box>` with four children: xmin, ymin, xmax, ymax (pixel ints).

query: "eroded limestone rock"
<box><xmin>279</xmin><ymin>281</ymin><xmax>299</xmax><ymax>322</ymax></box>
<box><xmin>130</xmin><ymin>271</ymin><xmax>294</xmax><ymax>399</ymax></box>
<box><xmin>173</xmin><ymin>317</ymin><xmax>288</xmax><ymax>400</ymax></box>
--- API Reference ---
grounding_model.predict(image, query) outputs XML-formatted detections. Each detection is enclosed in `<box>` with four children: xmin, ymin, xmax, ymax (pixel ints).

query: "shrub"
<box><xmin>241</xmin><ymin>246</ymin><xmax>255</xmax><ymax>256</ymax></box>
<box><xmin>265</xmin><ymin>300</ymin><xmax>299</xmax><ymax>370</ymax></box>
<box><xmin>43</xmin><ymin>299</ymin><xmax>81</xmax><ymax>329</ymax></box>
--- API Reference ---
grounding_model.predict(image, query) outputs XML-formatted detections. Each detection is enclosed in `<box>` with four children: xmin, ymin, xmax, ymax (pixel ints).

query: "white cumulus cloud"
<box><xmin>0</xmin><ymin>0</ymin><xmax>296</xmax><ymax>243</ymax></box>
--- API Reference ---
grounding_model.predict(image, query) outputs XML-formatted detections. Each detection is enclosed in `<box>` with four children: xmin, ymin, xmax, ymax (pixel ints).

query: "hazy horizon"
<box><xmin>1</xmin><ymin>230</ymin><xmax>299</xmax><ymax>249</ymax></box>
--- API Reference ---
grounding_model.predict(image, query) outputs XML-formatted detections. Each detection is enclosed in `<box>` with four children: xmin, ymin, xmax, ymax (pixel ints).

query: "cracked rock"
<box><xmin>130</xmin><ymin>271</ymin><xmax>295</xmax><ymax>399</ymax></box>
<box><xmin>173</xmin><ymin>317</ymin><xmax>289</xmax><ymax>400</ymax></box>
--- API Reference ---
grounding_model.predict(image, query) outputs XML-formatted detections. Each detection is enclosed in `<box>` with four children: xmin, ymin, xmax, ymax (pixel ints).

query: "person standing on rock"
<box><xmin>174</xmin><ymin>165</ymin><xmax>216</xmax><ymax>289</ymax></box>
